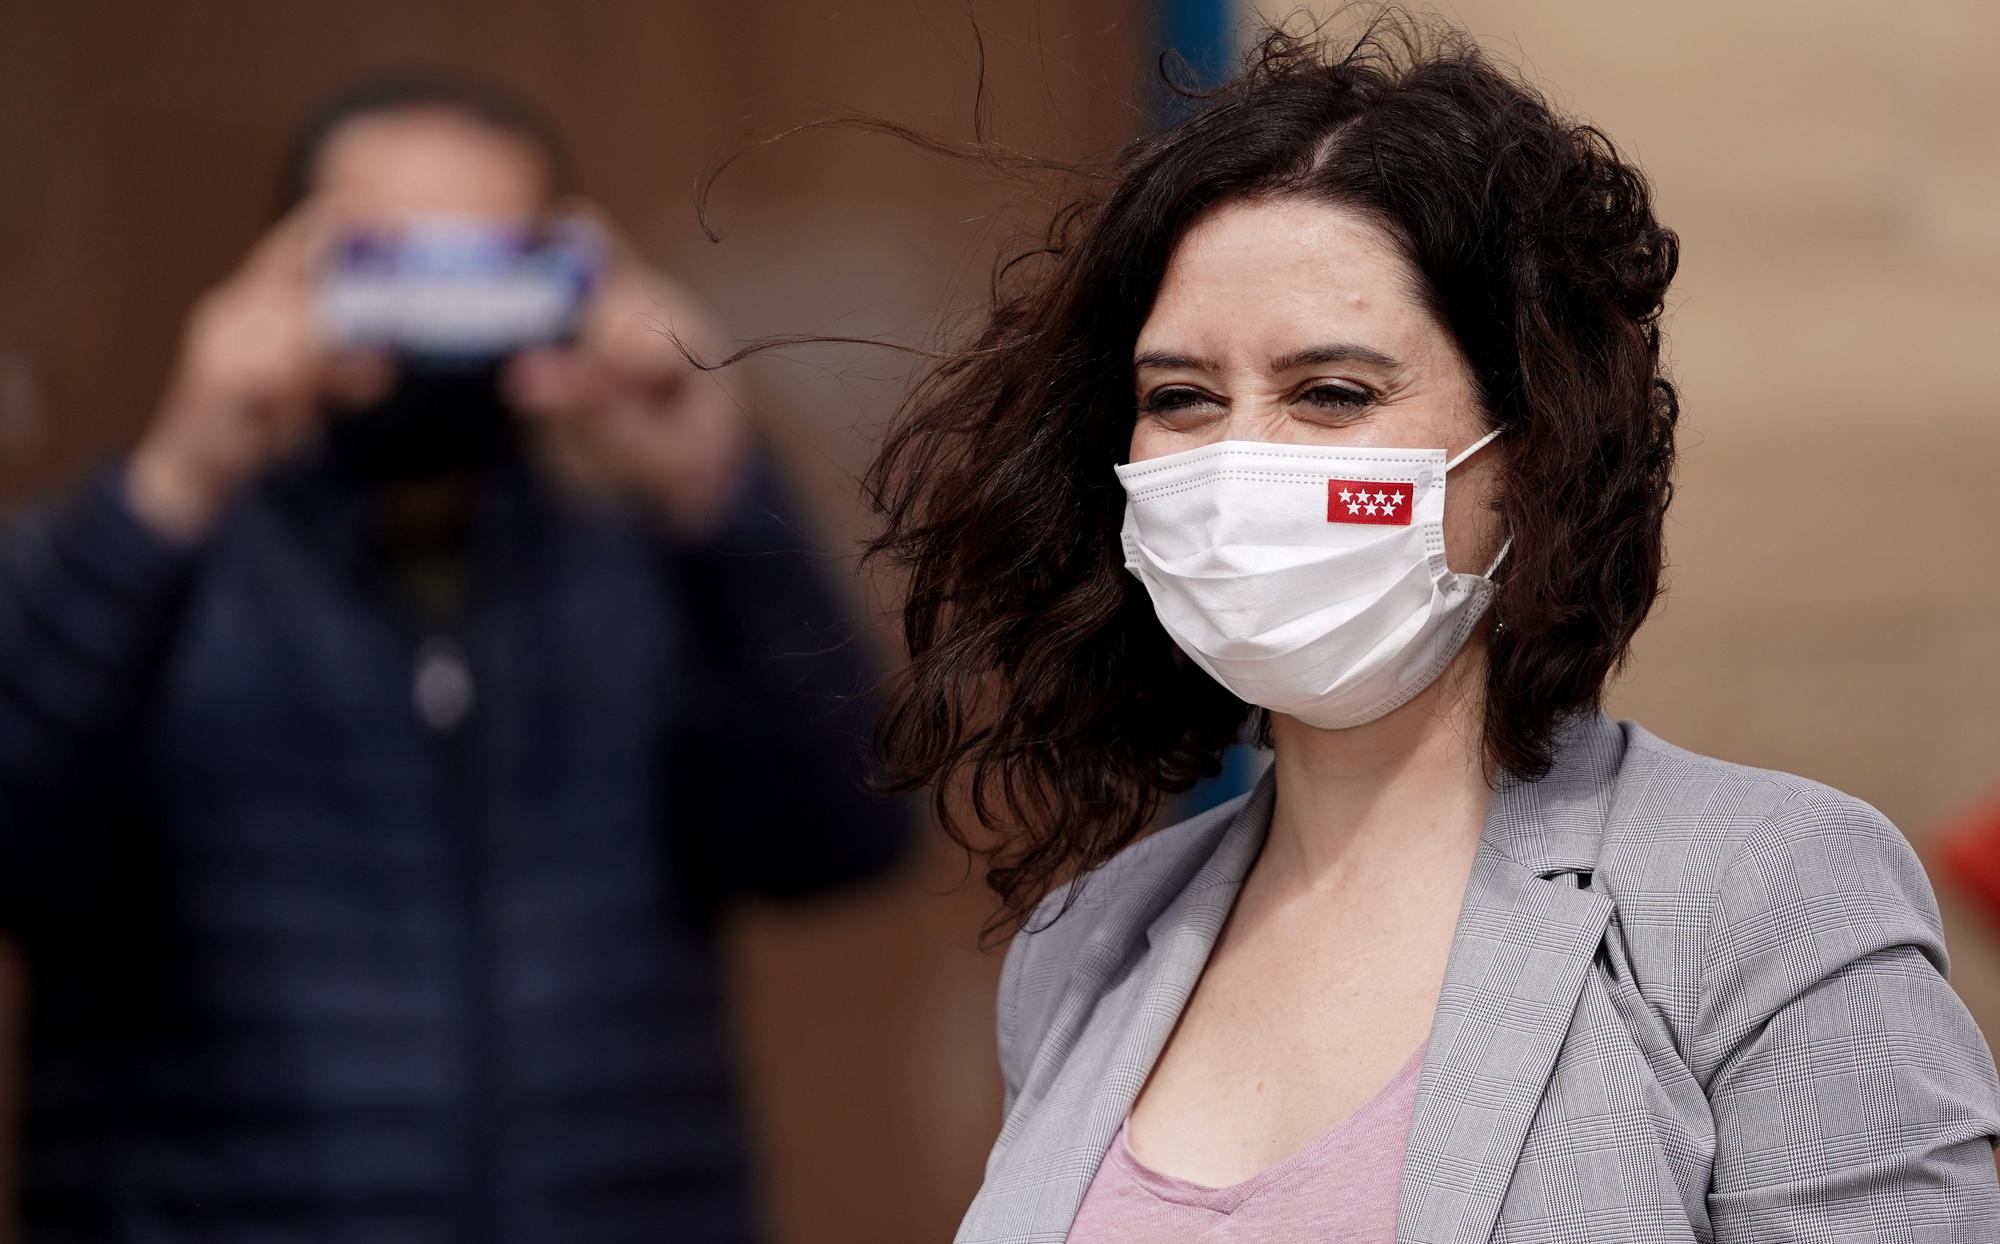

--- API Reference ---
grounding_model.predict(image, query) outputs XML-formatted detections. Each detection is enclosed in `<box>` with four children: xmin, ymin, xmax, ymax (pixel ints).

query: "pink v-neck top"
<box><xmin>1066</xmin><ymin>1040</ymin><xmax>1427</xmax><ymax>1242</ymax></box>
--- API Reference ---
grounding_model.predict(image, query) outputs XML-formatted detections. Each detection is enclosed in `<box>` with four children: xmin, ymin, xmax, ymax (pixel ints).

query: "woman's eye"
<box><xmin>1300</xmin><ymin>383</ymin><xmax>1375</xmax><ymax>411</ymax></box>
<box><xmin>1139</xmin><ymin>387</ymin><xmax>1216</xmax><ymax>415</ymax></box>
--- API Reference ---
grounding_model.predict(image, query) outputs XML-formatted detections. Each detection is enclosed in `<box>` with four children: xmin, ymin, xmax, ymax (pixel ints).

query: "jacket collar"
<box><xmin>1474</xmin><ymin>709</ymin><xmax>1628</xmax><ymax>882</ymax></box>
<box><xmin>958</xmin><ymin>710</ymin><xmax>1626</xmax><ymax>1244</ymax></box>
<box><xmin>1395</xmin><ymin>711</ymin><xmax>1621</xmax><ymax>1242</ymax></box>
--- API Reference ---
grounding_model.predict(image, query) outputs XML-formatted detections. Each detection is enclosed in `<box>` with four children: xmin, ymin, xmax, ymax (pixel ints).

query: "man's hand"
<box><xmin>128</xmin><ymin>201</ymin><xmax>390</xmax><ymax>542</ymax></box>
<box><xmin>504</xmin><ymin>207</ymin><xmax>753</xmax><ymax>541</ymax></box>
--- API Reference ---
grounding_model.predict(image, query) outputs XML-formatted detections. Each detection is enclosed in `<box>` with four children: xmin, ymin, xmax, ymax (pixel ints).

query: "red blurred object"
<box><xmin>1936</xmin><ymin>788</ymin><xmax>2000</xmax><ymax>934</ymax></box>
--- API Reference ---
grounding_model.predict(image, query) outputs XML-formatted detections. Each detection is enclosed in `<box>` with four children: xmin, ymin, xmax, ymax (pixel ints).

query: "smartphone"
<box><xmin>319</xmin><ymin>216</ymin><xmax>601</xmax><ymax>367</ymax></box>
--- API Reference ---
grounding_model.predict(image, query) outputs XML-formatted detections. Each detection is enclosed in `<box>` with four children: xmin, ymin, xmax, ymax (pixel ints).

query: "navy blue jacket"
<box><xmin>0</xmin><ymin>446</ymin><xmax>910</xmax><ymax>1243</ymax></box>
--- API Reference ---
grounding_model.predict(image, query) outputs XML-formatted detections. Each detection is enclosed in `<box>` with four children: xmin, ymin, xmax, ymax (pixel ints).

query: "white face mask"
<box><xmin>1114</xmin><ymin>427</ymin><xmax>1507</xmax><ymax>730</ymax></box>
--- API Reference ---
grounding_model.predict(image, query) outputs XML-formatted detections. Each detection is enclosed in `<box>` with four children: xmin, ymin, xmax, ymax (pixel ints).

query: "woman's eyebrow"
<box><xmin>1132</xmin><ymin>344</ymin><xmax>1405</xmax><ymax>373</ymax></box>
<box><xmin>1269</xmin><ymin>343</ymin><xmax>1402</xmax><ymax>372</ymax></box>
<box><xmin>1132</xmin><ymin>349</ymin><xmax>1220</xmax><ymax>372</ymax></box>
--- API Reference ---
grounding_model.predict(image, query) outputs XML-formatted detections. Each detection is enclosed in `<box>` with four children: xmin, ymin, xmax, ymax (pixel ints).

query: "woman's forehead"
<box><xmin>1138</xmin><ymin>198</ymin><xmax>1435</xmax><ymax>363</ymax></box>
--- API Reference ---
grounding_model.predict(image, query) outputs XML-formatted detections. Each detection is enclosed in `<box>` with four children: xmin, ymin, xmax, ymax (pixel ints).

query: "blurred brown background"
<box><xmin>2</xmin><ymin>1</ymin><xmax>1997</xmax><ymax>1241</ymax></box>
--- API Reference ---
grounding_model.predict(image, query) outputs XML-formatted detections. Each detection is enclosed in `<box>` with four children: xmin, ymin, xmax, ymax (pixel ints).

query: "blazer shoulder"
<box><xmin>1599</xmin><ymin>721</ymin><xmax>1950</xmax><ymax>1054</ymax></box>
<box><xmin>1597</xmin><ymin>726</ymin><xmax>2000</xmax><ymax>1223</ymax></box>
<box><xmin>1617</xmin><ymin>721</ymin><xmax>1885</xmax><ymax>823</ymax></box>
<box><xmin>993</xmin><ymin>787</ymin><xmax>1256</xmax><ymax>1107</ymax></box>
<box><xmin>1016</xmin><ymin>786</ymin><xmax>1252</xmax><ymax>949</ymax></box>
<box><xmin>1605</xmin><ymin>720</ymin><xmax>1923</xmax><ymax>888</ymax></box>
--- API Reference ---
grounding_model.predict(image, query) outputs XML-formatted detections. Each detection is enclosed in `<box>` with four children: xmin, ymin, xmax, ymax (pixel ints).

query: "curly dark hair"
<box><xmin>857</xmin><ymin>9</ymin><xmax>1679</xmax><ymax>937</ymax></box>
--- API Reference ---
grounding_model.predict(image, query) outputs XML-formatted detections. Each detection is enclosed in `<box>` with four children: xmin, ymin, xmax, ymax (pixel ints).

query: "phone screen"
<box><xmin>319</xmin><ymin>216</ymin><xmax>600</xmax><ymax>366</ymax></box>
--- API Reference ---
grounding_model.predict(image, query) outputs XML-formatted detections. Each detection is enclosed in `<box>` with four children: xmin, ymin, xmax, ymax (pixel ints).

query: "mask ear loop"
<box><xmin>1445</xmin><ymin>426</ymin><xmax>1511</xmax><ymax>584</ymax></box>
<box><xmin>1443</xmin><ymin>425</ymin><xmax>1505</xmax><ymax>474</ymax></box>
<box><xmin>1482</xmin><ymin>534</ymin><xmax>1515</xmax><ymax>635</ymax></box>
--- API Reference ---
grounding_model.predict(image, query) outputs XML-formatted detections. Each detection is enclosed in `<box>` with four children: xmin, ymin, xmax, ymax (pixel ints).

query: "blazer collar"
<box><xmin>961</xmin><ymin>711</ymin><xmax>1626</xmax><ymax>1244</ymax></box>
<box><xmin>1394</xmin><ymin>711</ymin><xmax>1620</xmax><ymax>1242</ymax></box>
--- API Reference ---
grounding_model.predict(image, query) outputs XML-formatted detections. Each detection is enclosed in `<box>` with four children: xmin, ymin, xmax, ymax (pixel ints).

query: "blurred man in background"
<box><xmin>0</xmin><ymin>74</ymin><xmax>908</xmax><ymax>1243</ymax></box>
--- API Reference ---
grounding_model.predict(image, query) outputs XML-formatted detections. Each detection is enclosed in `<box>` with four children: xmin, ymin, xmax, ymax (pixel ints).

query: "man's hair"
<box><xmin>274</xmin><ymin>70</ymin><xmax>574</xmax><ymax>214</ymax></box>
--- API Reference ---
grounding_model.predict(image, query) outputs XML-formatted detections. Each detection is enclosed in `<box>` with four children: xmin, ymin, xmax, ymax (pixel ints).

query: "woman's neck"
<box><xmin>1259</xmin><ymin>648</ymin><xmax>1494</xmax><ymax>897</ymax></box>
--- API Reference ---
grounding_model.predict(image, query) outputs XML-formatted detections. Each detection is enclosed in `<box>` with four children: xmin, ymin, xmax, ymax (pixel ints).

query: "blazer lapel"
<box><xmin>1395</xmin><ymin>712</ymin><xmax>1625</xmax><ymax>1244</ymax></box>
<box><xmin>1392</xmin><ymin>841</ymin><xmax>1612</xmax><ymax>1242</ymax></box>
<box><xmin>957</xmin><ymin>772</ymin><xmax>1277</xmax><ymax>1243</ymax></box>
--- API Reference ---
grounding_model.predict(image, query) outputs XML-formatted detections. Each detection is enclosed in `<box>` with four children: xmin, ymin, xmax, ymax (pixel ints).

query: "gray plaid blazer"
<box><xmin>954</xmin><ymin>711</ymin><xmax>2000</xmax><ymax>1242</ymax></box>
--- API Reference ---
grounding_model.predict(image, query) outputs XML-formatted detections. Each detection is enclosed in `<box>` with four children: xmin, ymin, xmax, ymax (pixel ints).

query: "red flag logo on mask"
<box><xmin>1327</xmin><ymin>479</ymin><xmax>1412</xmax><ymax>526</ymax></box>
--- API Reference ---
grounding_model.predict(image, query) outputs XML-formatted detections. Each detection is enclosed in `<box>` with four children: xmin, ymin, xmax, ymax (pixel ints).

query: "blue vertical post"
<box><xmin>1157</xmin><ymin>0</ymin><xmax>1237</xmax><ymax>101</ymax></box>
<box><xmin>1150</xmin><ymin>0</ymin><xmax>1268</xmax><ymax>819</ymax></box>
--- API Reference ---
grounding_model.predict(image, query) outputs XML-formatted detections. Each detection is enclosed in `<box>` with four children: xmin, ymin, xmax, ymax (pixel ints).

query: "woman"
<box><xmin>859</xmin><ymin>16</ymin><xmax>2000</xmax><ymax>1244</ymax></box>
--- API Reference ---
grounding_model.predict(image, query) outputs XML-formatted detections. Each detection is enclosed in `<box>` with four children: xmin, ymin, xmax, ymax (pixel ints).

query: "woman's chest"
<box><xmin>1125</xmin><ymin>895</ymin><xmax>1459</xmax><ymax>1185</ymax></box>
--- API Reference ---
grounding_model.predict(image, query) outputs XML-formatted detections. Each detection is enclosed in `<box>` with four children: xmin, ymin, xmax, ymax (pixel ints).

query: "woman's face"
<box><xmin>1129</xmin><ymin>196</ymin><xmax>1505</xmax><ymax>577</ymax></box>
